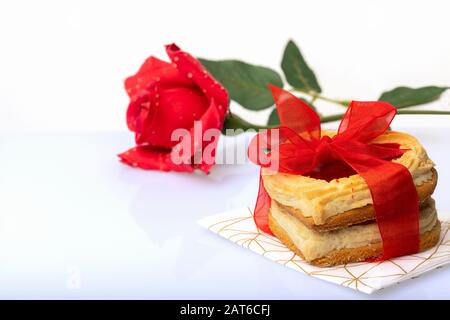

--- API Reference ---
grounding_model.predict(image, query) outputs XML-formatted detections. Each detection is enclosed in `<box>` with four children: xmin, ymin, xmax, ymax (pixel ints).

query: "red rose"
<box><xmin>118</xmin><ymin>44</ymin><xmax>229</xmax><ymax>173</ymax></box>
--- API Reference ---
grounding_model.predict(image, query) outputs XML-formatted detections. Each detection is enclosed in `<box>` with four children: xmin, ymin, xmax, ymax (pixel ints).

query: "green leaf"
<box><xmin>267</xmin><ymin>108</ymin><xmax>280</xmax><ymax>126</ymax></box>
<box><xmin>267</xmin><ymin>98</ymin><xmax>317</xmax><ymax>126</ymax></box>
<box><xmin>378</xmin><ymin>86</ymin><xmax>448</xmax><ymax>108</ymax></box>
<box><xmin>281</xmin><ymin>40</ymin><xmax>322</xmax><ymax>94</ymax></box>
<box><xmin>198</xmin><ymin>58</ymin><xmax>283</xmax><ymax>110</ymax></box>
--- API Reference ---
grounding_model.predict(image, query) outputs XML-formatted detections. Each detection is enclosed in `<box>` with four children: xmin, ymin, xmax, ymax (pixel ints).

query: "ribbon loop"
<box><xmin>337</xmin><ymin>101</ymin><xmax>396</xmax><ymax>142</ymax></box>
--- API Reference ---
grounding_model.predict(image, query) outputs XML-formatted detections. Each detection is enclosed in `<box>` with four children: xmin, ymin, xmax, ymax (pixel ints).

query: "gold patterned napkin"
<box><xmin>199</xmin><ymin>207</ymin><xmax>450</xmax><ymax>294</ymax></box>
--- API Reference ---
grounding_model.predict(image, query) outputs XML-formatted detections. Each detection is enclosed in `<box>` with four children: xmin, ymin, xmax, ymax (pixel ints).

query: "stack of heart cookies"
<box><xmin>264</xmin><ymin>130</ymin><xmax>440</xmax><ymax>267</ymax></box>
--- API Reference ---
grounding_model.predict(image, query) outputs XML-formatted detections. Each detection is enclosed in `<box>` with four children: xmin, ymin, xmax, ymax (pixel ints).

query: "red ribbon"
<box><xmin>248</xmin><ymin>85</ymin><xmax>420</xmax><ymax>260</ymax></box>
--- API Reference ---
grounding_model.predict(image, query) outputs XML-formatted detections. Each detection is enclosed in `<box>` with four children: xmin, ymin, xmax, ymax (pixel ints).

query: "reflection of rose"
<box><xmin>119</xmin><ymin>44</ymin><xmax>229</xmax><ymax>173</ymax></box>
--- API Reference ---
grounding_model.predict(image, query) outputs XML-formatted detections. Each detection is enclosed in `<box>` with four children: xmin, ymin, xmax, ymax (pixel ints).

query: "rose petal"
<box><xmin>124</xmin><ymin>56</ymin><xmax>194</xmax><ymax>99</ymax></box>
<box><xmin>165</xmin><ymin>44</ymin><xmax>229</xmax><ymax>116</ymax></box>
<box><xmin>195</xmin><ymin>101</ymin><xmax>222</xmax><ymax>173</ymax></box>
<box><xmin>121</xmin><ymin>44</ymin><xmax>230</xmax><ymax>174</ymax></box>
<box><xmin>137</xmin><ymin>86</ymin><xmax>209</xmax><ymax>149</ymax></box>
<box><xmin>118</xmin><ymin>146</ymin><xmax>194</xmax><ymax>172</ymax></box>
<box><xmin>170</xmin><ymin>98</ymin><xmax>223</xmax><ymax>174</ymax></box>
<box><xmin>125</xmin><ymin>89</ymin><xmax>155</xmax><ymax>132</ymax></box>
<box><xmin>196</xmin><ymin>133</ymin><xmax>220</xmax><ymax>173</ymax></box>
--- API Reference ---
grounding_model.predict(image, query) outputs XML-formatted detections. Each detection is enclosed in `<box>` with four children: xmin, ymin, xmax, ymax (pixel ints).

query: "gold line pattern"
<box><xmin>199</xmin><ymin>207</ymin><xmax>450</xmax><ymax>294</ymax></box>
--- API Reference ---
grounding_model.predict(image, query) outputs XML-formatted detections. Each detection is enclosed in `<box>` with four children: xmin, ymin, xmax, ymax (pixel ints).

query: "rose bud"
<box><xmin>118</xmin><ymin>44</ymin><xmax>229</xmax><ymax>173</ymax></box>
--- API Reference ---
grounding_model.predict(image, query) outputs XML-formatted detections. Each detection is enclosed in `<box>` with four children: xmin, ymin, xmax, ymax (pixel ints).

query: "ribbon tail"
<box><xmin>336</xmin><ymin>149</ymin><xmax>420</xmax><ymax>260</ymax></box>
<box><xmin>254</xmin><ymin>169</ymin><xmax>274</xmax><ymax>236</ymax></box>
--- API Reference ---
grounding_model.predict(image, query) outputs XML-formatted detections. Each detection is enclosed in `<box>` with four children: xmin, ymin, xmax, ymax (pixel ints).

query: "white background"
<box><xmin>1</xmin><ymin>0</ymin><xmax>450</xmax><ymax>133</ymax></box>
<box><xmin>1</xmin><ymin>0</ymin><xmax>450</xmax><ymax>300</ymax></box>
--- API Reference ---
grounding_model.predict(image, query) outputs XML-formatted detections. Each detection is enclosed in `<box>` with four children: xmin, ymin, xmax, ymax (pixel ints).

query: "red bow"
<box><xmin>248</xmin><ymin>85</ymin><xmax>420</xmax><ymax>260</ymax></box>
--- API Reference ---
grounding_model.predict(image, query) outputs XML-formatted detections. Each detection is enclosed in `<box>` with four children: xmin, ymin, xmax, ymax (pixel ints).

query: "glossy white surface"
<box><xmin>0</xmin><ymin>121</ymin><xmax>449</xmax><ymax>299</ymax></box>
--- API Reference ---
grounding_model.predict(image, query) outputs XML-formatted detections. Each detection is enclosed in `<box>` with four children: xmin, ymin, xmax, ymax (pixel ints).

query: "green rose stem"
<box><xmin>289</xmin><ymin>88</ymin><xmax>350</xmax><ymax>107</ymax></box>
<box><xmin>222</xmin><ymin>112</ymin><xmax>268</xmax><ymax>133</ymax></box>
<box><xmin>320</xmin><ymin>110</ymin><xmax>450</xmax><ymax>123</ymax></box>
<box><xmin>223</xmin><ymin>110</ymin><xmax>450</xmax><ymax>134</ymax></box>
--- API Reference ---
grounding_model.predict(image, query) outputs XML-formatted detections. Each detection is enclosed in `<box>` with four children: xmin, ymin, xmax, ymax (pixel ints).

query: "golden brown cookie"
<box><xmin>263</xmin><ymin>131</ymin><xmax>436</xmax><ymax>225</ymax></box>
<box><xmin>279</xmin><ymin>168</ymin><xmax>437</xmax><ymax>232</ymax></box>
<box><xmin>268</xmin><ymin>203</ymin><xmax>441</xmax><ymax>267</ymax></box>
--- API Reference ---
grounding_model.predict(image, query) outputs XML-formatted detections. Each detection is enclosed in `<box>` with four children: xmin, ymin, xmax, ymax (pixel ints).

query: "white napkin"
<box><xmin>199</xmin><ymin>207</ymin><xmax>450</xmax><ymax>294</ymax></box>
